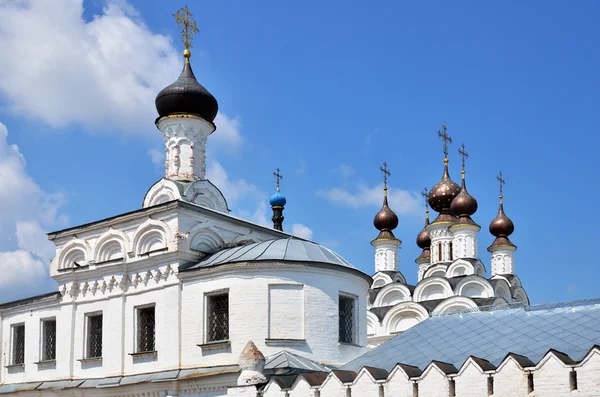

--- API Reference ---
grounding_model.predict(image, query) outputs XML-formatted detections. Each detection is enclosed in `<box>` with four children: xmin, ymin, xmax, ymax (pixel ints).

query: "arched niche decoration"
<box><xmin>57</xmin><ymin>240</ymin><xmax>92</xmax><ymax>270</ymax></box>
<box><xmin>93</xmin><ymin>229</ymin><xmax>129</xmax><ymax>263</ymax></box>
<box><xmin>371</xmin><ymin>272</ymin><xmax>393</xmax><ymax>289</ymax></box>
<box><xmin>132</xmin><ymin>219</ymin><xmax>171</xmax><ymax>256</ymax></box>
<box><xmin>373</xmin><ymin>283</ymin><xmax>412</xmax><ymax>307</ymax></box>
<box><xmin>423</xmin><ymin>264</ymin><xmax>448</xmax><ymax>279</ymax></box>
<box><xmin>512</xmin><ymin>286</ymin><xmax>529</xmax><ymax>305</ymax></box>
<box><xmin>432</xmin><ymin>296</ymin><xmax>479</xmax><ymax>315</ymax></box>
<box><xmin>446</xmin><ymin>259</ymin><xmax>475</xmax><ymax>278</ymax></box>
<box><xmin>413</xmin><ymin>277</ymin><xmax>453</xmax><ymax>302</ymax></box>
<box><xmin>454</xmin><ymin>275</ymin><xmax>494</xmax><ymax>299</ymax></box>
<box><xmin>188</xmin><ymin>222</ymin><xmax>226</xmax><ymax>253</ymax></box>
<box><xmin>366</xmin><ymin>311</ymin><xmax>379</xmax><ymax>336</ymax></box>
<box><xmin>184</xmin><ymin>180</ymin><xmax>229</xmax><ymax>213</ymax></box>
<box><xmin>382</xmin><ymin>302</ymin><xmax>429</xmax><ymax>334</ymax></box>
<box><xmin>142</xmin><ymin>179</ymin><xmax>182</xmax><ymax>208</ymax></box>
<box><xmin>492</xmin><ymin>279</ymin><xmax>512</xmax><ymax>302</ymax></box>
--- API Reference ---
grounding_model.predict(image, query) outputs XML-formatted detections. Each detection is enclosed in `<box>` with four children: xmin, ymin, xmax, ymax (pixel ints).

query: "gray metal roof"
<box><xmin>343</xmin><ymin>299</ymin><xmax>600</xmax><ymax>372</ymax></box>
<box><xmin>182</xmin><ymin>238</ymin><xmax>360</xmax><ymax>272</ymax></box>
<box><xmin>264</xmin><ymin>351</ymin><xmax>332</xmax><ymax>372</ymax></box>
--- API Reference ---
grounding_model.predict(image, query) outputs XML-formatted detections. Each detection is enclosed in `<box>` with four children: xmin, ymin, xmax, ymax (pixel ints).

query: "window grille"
<box><xmin>12</xmin><ymin>324</ymin><xmax>25</xmax><ymax>365</ymax></box>
<box><xmin>137</xmin><ymin>306</ymin><xmax>155</xmax><ymax>352</ymax></box>
<box><xmin>339</xmin><ymin>295</ymin><xmax>355</xmax><ymax>344</ymax></box>
<box><xmin>42</xmin><ymin>319</ymin><xmax>56</xmax><ymax>361</ymax></box>
<box><xmin>87</xmin><ymin>314</ymin><xmax>103</xmax><ymax>358</ymax></box>
<box><xmin>207</xmin><ymin>293</ymin><xmax>229</xmax><ymax>342</ymax></box>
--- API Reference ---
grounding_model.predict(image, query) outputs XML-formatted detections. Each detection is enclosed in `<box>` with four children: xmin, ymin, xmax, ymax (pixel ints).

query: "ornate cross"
<box><xmin>437</xmin><ymin>122</ymin><xmax>453</xmax><ymax>157</ymax></box>
<box><xmin>421</xmin><ymin>187</ymin><xmax>429</xmax><ymax>211</ymax></box>
<box><xmin>173</xmin><ymin>6</ymin><xmax>199</xmax><ymax>50</ymax></box>
<box><xmin>380</xmin><ymin>162</ymin><xmax>391</xmax><ymax>189</ymax></box>
<box><xmin>458</xmin><ymin>143</ymin><xmax>469</xmax><ymax>170</ymax></box>
<box><xmin>497</xmin><ymin>171</ymin><xmax>506</xmax><ymax>196</ymax></box>
<box><xmin>273</xmin><ymin>168</ymin><xmax>283</xmax><ymax>190</ymax></box>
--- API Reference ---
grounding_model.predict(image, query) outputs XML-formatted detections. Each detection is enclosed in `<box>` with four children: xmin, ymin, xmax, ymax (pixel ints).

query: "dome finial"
<box><xmin>270</xmin><ymin>168</ymin><xmax>286</xmax><ymax>231</ymax></box>
<box><xmin>450</xmin><ymin>143</ymin><xmax>478</xmax><ymax>221</ymax></box>
<box><xmin>421</xmin><ymin>187</ymin><xmax>430</xmax><ymax>223</ymax></box>
<box><xmin>458</xmin><ymin>142</ymin><xmax>469</xmax><ymax>179</ymax></box>
<box><xmin>273</xmin><ymin>168</ymin><xmax>283</xmax><ymax>191</ymax></box>
<box><xmin>497</xmin><ymin>170</ymin><xmax>506</xmax><ymax>204</ymax></box>
<box><xmin>437</xmin><ymin>121</ymin><xmax>452</xmax><ymax>160</ymax></box>
<box><xmin>173</xmin><ymin>6</ymin><xmax>199</xmax><ymax>63</ymax></box>
<box><xmin>380</xmin><ymin>161</ymin><xmax>391</xmax><ymax>192</ymax></box>
<box><xmin>373</xmin><ymin>162</ymin><xmax>399</xmax><ymax>237</ymax></box>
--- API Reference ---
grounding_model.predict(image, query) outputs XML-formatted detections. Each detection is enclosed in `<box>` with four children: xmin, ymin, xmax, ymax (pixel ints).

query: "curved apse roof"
<box><xmin>181</xmin><ymin>238</ymin><xmax>362</xmax><ymax>273</ymax></box>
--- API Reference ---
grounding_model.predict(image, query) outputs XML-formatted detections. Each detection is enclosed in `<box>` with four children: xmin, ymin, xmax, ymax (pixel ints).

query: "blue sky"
<box><xmin>0</xmin><ymin>0</ymin><xmax>598</xmax><ymax>303</ymax></box>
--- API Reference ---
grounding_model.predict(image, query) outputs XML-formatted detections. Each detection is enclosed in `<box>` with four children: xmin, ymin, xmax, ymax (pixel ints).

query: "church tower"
<box><xmin>426</xmin><ymin>123</ymin><xmax>461</xmax><ymax>264</ymax></box>
<box><xmin>270</xmin><ymin>168</ymin><xmax>286</xmax><ymax>231</ymax></box>
<box><xmin>488</xmin><ymin>172</ymin><xmax>517</xmax><ymax>275</ymax></box>
<box><xmin>449</xmin><ymin>143</ymin><xmax>480</xmax><ymax>259</ymax></box>
<box><xmin>143</xmin><ymin>7</ymin><xmax>228</xmax><ymax>212</ymax></box>
<box><xmin>371</xmin><ymin>163</ymin><xmax>402</xmax><ymax>273</ymax></box>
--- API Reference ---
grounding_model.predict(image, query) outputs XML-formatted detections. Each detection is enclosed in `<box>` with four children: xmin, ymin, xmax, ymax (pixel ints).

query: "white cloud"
<box><xmin>251</xmin><ymin>202</ymin><xmax>269</xmax><ymax>227</ymax></box>
<box><xmin>318</xmin><ymin>183</ymin><xmax>421</xmax><ymax>216</ymax></box>
<box><xmin>0</xmin><ymin>122</ymin><xmax>66</xmax><ymax>294</ymax></box>
<box><xmin>291</xmin><ymin>223</ymin><xmax>313</xmax><ymax>240</ymax></box>
<box><xmin>147</xmin><ymin>148</ymin><xmax>164</xmax><ymax>168</ymax></box>
<box><xmin>206</xmin><ymin>161</ymin><xmax>262</xmax><ymax>204</ymax></box>
<box><xmin>212</xmin><ymin>113</ymin><xmax>243</xmax><ymax>153</ymax></box>
<box><xmin>0</xmin><ymin>250</ymin><xmax>47</xmax><ymax>288</ymax></box>
<box><xmin>333</xmin><ymin>164</ymin><xmax>356</xmax><ymax>178</ymax></box>
<box><xmin>296</xmin><ymin>158</ymin><xmax>306</xmax><ymax>175</ymax></box>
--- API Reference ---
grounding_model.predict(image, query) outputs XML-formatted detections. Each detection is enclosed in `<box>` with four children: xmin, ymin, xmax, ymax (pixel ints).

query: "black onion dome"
<box><xmin>373</xmin><ymin>193</ymin><xmax>399</xmax><ymax>231</ymax></box>
<box><xmin>428</xmin><ymin>160</ymin><xmax>461</xmax><ymax>213</ymax></box>
<box><xmin>489</xmin><ymin>201</ymin><xmax>514</xmax><ymax>237</ymax></box>
<box><xmin>416</xmin><ymin>213</ymin><xmax>431</xmax><ymax>249</ymax></box>
<box><xmin>451</xmin><ymin>175</ymin><xmax>478</xmax><ymax>217</ymax></box>
<box><xmin>155</xmin><ymin>59</ymin><xmax>218</xmax><ymax>122</ymax></box>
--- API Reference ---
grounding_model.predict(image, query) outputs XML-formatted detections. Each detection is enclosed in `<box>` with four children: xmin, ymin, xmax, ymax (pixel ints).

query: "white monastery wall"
<box><xmin>578</xmin><ymin>350</ymin><xmax>600</xmax><ymax>396</ymax></box>
<box><xmin>493</xmin><ymin>358</ymin><xmax>529</xmax><ymax>397</ymax></box>
<box><xmin>351</xmin><ymin>371</ymin><xmax>379</xmax><ymax>397</ymax></box>
<box><xmin>418</xmin><ymin>367</ymin><xmax>450</xmax><ymax>397</ymax></box>
<box><xmin>385</xmin><ymin>367</ymin><xmax>415</xmax><ymax>396</ymax></box>
<box><xmin>533</xmin><ymin>355</ymin><xmax>574</xmax><ymax>396</ymax></box>
<box><xmin>288</xmin><ymin>378</ymin><xmax>314</xmax><ymax>397</ymax></box>
<box><xmin>318</xmin><ymin>376</ymin><xmax>346</xmax><ymax>397</ymax></box>
<box><xmin>454</xmin><ymin>362</ymin><xmax>489</xmax><ymax>397</ymax></box>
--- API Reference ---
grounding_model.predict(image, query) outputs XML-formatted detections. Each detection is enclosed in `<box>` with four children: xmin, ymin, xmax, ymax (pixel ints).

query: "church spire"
<box><xmin>450</xmin><ymin>143</ymin><xmax>478</xmax><ymax>224</ymax></box>
<box><xmin>155</xmin><ymin>6</ymin><xmax>218</xmax><ymax>182</ymax></box>
<box><xmin>488</xmin><ymin>172</ymin><xmax>517</xmax><ymax>275</ymax></box>
<box><xmin>372</xmin><ymin>162</ymin><xmax>401</xmax><ymax>274</ymax></box>
<box><xmin>270</xmin><ymin>168</ymin><xmax>286</xmax><ymax>231</ymax></box>
<box><xmin>416</xmin><ymin>188</ymin><xmax>431</xmax><ymax>279</ymax></box>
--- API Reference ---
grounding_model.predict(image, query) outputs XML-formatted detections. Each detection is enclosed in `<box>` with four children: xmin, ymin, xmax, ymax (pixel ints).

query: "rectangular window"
<box><xmin>207</xmin><ymin>293</ymin><xmax>229</xmax><ymax>342</ymax></box>
<box><xmin>87</xmin><ymin>314</ymin><xmax>103</xmax><ymax>358</ymax></box>
<box><xmin>42</xmin><ymin>319</ymin><xmax>56</xmax><ymax>361</ymax></box>
<box><xmin>339</xmin><ymin>295</ymin><xmax>356</xmax><ymax>344</ymax></box>
<box><xmin>12</xmin><ymin>324</ymin><xmax>25</xmax><ymax>365</ymax></box>
<box><xmin>137</xmin><ymin>306</ymin><xmax>155</xmax><ymax>352</ymax></box>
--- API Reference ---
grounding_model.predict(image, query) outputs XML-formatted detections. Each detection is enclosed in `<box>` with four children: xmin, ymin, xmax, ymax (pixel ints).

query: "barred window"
<box><xmin>339</xmin><ymin>295</ymin><xmax>356</xmax><ymax>344</ymax></box>
<box><xmin>137</xmin><ymin>306</ymin><xmax>155</xmax><ymax>352</ymax></box>
<box><xmin>207</xmin><ymin>293</ymin><xmax>229</xmax><ymax>342</ymax></box>
<box><xmin>12</xmin><ymin>324</ymin><xmax>25</xmax><ymax>365</ymax></box>
<box><xmin>87</xmin><ymin>314</ymin><xmax>103</xmax><ymax>358</ymax></box>
<box><xmin>42</xmin><ymin>319</ymin><xmax>56</xmax><ymax>361</ymax></box>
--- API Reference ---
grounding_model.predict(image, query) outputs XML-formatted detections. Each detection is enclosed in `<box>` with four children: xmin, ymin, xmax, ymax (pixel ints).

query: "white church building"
<box><xmin>1</xmin><ymin>10</ymin><xmax>599</xmax><ymax>397</ymax></box>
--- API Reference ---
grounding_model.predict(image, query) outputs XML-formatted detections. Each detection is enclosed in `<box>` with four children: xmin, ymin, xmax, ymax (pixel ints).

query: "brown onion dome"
<box><xmin>416</xmin><ymin>212</ymin><xmax>431</xmax><ymax>249</ymax></box>
<box><xmin>428</xmin><ymin>159</ymin><xmax>461</xmax><ymax>214</ymax></box>
<box><xmin>450</xmin><ymin>171</ymin><xmax>478</xmax><ymax>218</ymax></box>
<box><xmin>373</xmin><ymin>190</ymin><xmax>399</xmax><ymax>231</ymax></box>
<box><xmin>489</xmin><ymin>199</ymin><xmax>514</xmax><ymax>237</ymax></box>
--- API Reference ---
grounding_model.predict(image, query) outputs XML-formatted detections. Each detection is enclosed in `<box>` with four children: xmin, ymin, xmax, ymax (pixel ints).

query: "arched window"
<box><xmin>449</xmin><ymin>242</ymin><xmax>454</xmax><ymax>260</ymax></box>
<box><xmin>438</xmin><ymin>243</ymin><xmax>442</xmax><ymax>262</ymax></box>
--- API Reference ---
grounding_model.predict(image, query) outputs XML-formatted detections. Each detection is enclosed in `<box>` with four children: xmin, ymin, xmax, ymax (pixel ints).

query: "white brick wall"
<box><xmin>534</xmin><ymin>354</ymin><xmax>573</xmax><ymax>396</ymax></box>
<box><xmin>493</xmin><ymin>358</ymin><xmax>529</xmax><ymax>397</ymax></box>
<box><xmin>319</xmin><ymin>375</ymin><xmax>346</xmax><ymax>397</ymax></box>
<box><xmin>385</xmin><ymin>366</ymin><xmax>415</xmax><ymax>396</ymax></box>
<box><xmin>455</xmin><ymin>361</ymin><xmax>489</xmax><ymax>397</ymax></box>
<box><xmin>578</xmin><ymin>349</ymin><xmax>600</xmax><ymax>396</ymax></box>
<box><xmin>351</xmin><ymin>371</ymin><xmax>380</xmax><ymax>397</ymax></box>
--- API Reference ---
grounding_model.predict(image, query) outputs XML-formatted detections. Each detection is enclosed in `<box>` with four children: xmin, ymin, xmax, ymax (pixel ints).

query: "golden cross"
<box><xmin>273</xmin><ymin>168</ymin><xmax>283</xmax><ymax>190</ymax></box>
<box><xmin>380</xmin><ymin>162</ymin><xmax>391</xmax><ymax>189</ymax></box>
<box><xmin>497</xmin><ymin>171</ymin><xmax>506</xmax><ymax>196</ymax></box>
<box><xmin>458</xmin><ymin>143</ymin><xmax>469</xmax><ymax>170</ymax></box>
<box><xmin>173</xmin><ymin>6</ymin><xmax>199</xmax><ymax>51</ymax></box>
<box><xmin>437</xmin><ymin>121</ymin><xmax>453</xmax><ymax>158</ymax></box>
<box><xmin>421</xmin><ymin>187</ymin><xmax>429</xmax><ymax>211</ymax></box>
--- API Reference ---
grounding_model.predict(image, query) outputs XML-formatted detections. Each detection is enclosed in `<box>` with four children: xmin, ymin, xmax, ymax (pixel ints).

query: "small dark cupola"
<box><xmin>373</xmin><ymin>162</ymin><xmax>400</xmax><ymax>241</ymax></box>
<box><xmin>488</xmin><ymin>171</ymin><xmax>517</xmax><ymax>250</ymax></box>
<box><xmin>155</xmin><ymin>7</ymin><xmax>218</xmax><ymax>123</ymax></box>
<box><xmin>270</xmin><ymin>168</ymin><xmax>286</xmax><ymax>231</ymax></box>
<box><xmin>428</xmin><ymin>123</ymin><xmax>461</xmax><ymax>224</ymax></box>
<box><xmin>450</xmin><ymin>143</ymin><xmax>479</xmax><ymax>225</ymax></box>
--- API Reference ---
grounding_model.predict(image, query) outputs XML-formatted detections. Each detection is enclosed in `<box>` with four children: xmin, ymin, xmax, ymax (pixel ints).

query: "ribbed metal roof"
<box><xmin>182</xmin><ymin>238</ymin><xmax>360</xmax><ymax>272</ymax></box>
<box><xmin>342</xmin><ymin>299</ymin><xmax>600</xmax><ymax>372</ymax></box>
<box><xmin>264</xmin><ymin>351</ymin><xmax>331</xmax><ymax>372</ymax></box>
